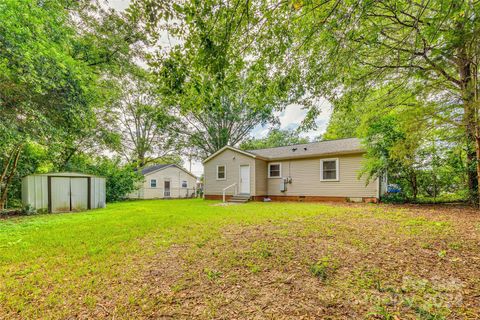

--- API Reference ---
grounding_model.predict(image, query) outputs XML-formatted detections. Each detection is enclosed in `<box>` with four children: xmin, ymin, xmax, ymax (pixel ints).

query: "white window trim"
<box><xmin>320</xmin><ymin>158</ymin><xmax>339</xmax><ymax>182</ymax></box>
<box><xmin>150</xmin><ymin>179</ymin><xmax>157</xmax><ymax>188</ymax></box>
<box><xmin>216</xmin><ymin>164</ymin><xmax>226</xmax><ymax>180</ymax></box>
<box><xmin>181</xmin><ymin>180</ymin><xmax>188</xmax><ymax>188</ymax></box>
<box><xmin>268</xmin><ymin>162</ymin><xmax>282</xmax><ymax>179</ymax></box>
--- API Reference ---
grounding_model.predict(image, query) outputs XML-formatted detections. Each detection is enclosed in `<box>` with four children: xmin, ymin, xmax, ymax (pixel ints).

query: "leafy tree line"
<box><xmin>1</xmin><ymin>0</ymin><xmax>293</xmax><ymax>209</ymax></box>
<box><xmin>4</xmin><ymin>0</ymin><xmax>479</xmax><ymax>208</ymax></box>
<box><xmin>0</xmin><ymin>0</ymin><xmax>148</xmax><ymax>208</ymax></box>
<box><xmin>248</xmin><ymin>0</ymin><xmax>479</xmax><ymax>203</ymax></box>
<box><xmin>140</xmin><ymin>0</ymin><xmax>479</xmax><ymax>203</ymax></box>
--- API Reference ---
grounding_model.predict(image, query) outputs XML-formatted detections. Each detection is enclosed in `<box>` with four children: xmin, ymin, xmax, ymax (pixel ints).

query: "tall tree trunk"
<box><xmin>458</xmin><ymin>44</ymin><xmax>479</xmax><ymax>205</ymax></box>
<box><xmin>465</xmin><ymin>112</ymin><xmax>478</xmax><ymax>204</ymax></box>
<box><xmin>411</xmin><ymin>172</ymin><xmax>418</xmax><ymax>201</ymax></box>
<box><xmin>0</xmin><ymin>145</ymin><xmax>22</xmax><ymax>210</ymax></box>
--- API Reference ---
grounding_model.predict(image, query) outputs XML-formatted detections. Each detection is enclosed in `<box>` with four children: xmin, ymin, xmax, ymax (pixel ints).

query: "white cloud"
<box><xmin>106</xmin><ymin>0</ymin><xmax>131</xmax><ymax>11</ymax></box>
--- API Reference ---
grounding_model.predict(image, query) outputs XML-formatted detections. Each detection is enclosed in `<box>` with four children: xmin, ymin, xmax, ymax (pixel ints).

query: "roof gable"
<box><xmin>202</xmin><ymin>146</ymin><xmax>262</xmax><ymax>164</ymax></box>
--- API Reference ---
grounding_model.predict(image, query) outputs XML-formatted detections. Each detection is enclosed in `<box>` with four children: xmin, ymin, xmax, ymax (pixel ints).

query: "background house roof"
<box><xmin>247</xmin><ymin>138</ymin><xmax>363</xmax><ymax>160</ymax></box>
<box><xmin>140</xmin><ymin>164</ymin><xmax>197</xmax><ymax>179</ymax></box>
<box><xmin>140</xmin><ymin>164</ymin><xmax>172</xmax><ymax>175</ymax></box>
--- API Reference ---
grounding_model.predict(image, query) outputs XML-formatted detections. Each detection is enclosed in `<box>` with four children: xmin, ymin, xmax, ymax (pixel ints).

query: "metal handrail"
<box><xmin>222</xmin><ymin>183</ymin><xmax>237</xmax><ymax>203</ymax></box>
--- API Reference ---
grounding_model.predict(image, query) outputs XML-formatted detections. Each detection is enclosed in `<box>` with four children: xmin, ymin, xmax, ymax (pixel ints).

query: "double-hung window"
<box><xmin>268</xmin><ymin>163</ymin><xmax>282</xmax><ymax>178</ymax></box>
<box><xmin>217</xmin><ymin>165</ymin><xmax>226</xmax><ymax>180</ymax></box>
<box><xmin>320</xmin><ymin>159</ymin><xmax>339</xmax><ymax>181</ymax></box>
<box><xmin>150</xmin><ymin>179</ymin><xmax>157</xmax><ymax>188</ymax></box>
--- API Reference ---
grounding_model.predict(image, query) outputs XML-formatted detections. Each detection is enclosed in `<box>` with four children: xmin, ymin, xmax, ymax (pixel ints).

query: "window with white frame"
<box><xmin>216</xmin><ymin>165</ymin><xmax>226</xmax><ymax>180</ymax></box>
<box><xmin>181</xmin><ymin>180</ymin><xmax>187</xmax><ymax>188</ymax></box>
<box><xmin>320</xmin><ymin>159</ymin><xmax>339</xmax><ymax>181</ymax></box>
<box><xmin>150</xmin><ymin>179</ymin><xmax>157</xmax><ymax>188</ymax></box>
<box><xmin>268</xmin><ymin>163</ymin><xmax>282</xmax><ymax>178</ymax></box>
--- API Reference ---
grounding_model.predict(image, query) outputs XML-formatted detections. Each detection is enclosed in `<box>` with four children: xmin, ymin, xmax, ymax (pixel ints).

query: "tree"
<box><xmin>361</xmin><ymin>114</ymin><xmax>425</xmax><ymax>200</ymax></box>
<box><xmin>112</xmin><ymin>76</ymin><xmax>180</xmax><ymax>168</ymax></box>
<box><xmin>0</xmin><ymin>0</ymin><xmax>98</xmax><ymax>209</ymax></box>
<box><xmin>0</xmin><ymin>0</ymin><xmax>144</xmax><ymax>209</ymax></box>
<box><xmin>262</xmin><ymin>0</ymin><xmax>480</xmax><ymax>203</ymax></box>
<box><xmin>240</xmin><ymin>128</ymin><xmax>309</xmax><ymax>150</ymax></box>
<box><xmin>143</xmin><ymin>0</ymin><xmax>301</xmax><ymax>158</ymax></box>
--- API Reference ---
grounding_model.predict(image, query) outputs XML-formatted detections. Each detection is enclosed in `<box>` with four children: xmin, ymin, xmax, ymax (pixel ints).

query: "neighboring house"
<box><xmin>129</xmin><ymin>164</ymin><xmax>197</xmax><ymax>199</ymax></box>
<box><xmin>203</xmin><ymin>138</ymin><xmax>387</xmax><ymax>202</ymax></box>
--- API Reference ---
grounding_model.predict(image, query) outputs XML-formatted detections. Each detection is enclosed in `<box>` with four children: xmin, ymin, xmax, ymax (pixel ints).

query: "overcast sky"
<box><xmin>105</xmin><ymin>0</ymin><xmax>332</xmax><ymax>177</ymax></box>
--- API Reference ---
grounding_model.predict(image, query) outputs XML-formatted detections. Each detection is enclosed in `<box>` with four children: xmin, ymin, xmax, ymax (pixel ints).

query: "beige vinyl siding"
<box><xmin>255</xmin><ymin>159</ymin><xmax>268</xmax><ymax>195</ymax></box>
<box><xmin>204</xmin><ymin>149</ymin><xmax>257</xmax><ymax>195</ymax></box>
<box><xmin>266</xmin><ymin>153</ymin><xmax>377</xmax><ymax>197</ymax></box>
<box><xmin>136</xmin><ymin>166</ymin><xmax>197</xmax><ymax>199</ymax></box>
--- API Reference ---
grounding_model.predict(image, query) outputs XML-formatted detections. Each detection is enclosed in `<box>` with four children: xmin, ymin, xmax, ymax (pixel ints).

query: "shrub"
<box><xmin>381</xmin><ymin>192</ymin><xmax>407</xmax><ymax>204</ymax></box>
<box><xmin>65</xmin><ymin>155</ymin><xmax>143</xmax><ymax>202</ymax></box>
<box><xmin>22</xmin><ymin>204</ymin><xmax>37</xmax><ymax>215</ymax></box>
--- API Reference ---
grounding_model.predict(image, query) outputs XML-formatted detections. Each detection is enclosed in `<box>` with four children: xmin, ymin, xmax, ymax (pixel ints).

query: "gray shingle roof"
<box><xmin>140</xmin><ymin>164</ymin><xmax>171</xmax><ymax>175</ymax></box>
<box><xmin>247</xmin><ymin>138</ymin><xmax>363</xmax><ymax>160</ymax></box>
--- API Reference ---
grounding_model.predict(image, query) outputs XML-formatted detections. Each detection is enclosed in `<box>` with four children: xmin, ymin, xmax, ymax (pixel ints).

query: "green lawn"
<box><xmin>1</xmin><ymin>200</ymin><xmax>479</xmax><ymax>319</ymax></box>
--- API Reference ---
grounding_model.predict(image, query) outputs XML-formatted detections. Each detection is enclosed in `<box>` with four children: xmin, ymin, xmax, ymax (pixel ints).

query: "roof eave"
<box><xmin>259</xmin><ymin>149</ymin><xmax>366</xmax><ymax>161</ymax></box>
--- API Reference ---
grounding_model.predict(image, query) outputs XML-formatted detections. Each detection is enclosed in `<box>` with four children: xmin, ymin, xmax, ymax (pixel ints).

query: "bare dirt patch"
<box><xmin>136</xmin><ymin>204</ymin><xmax>480</xmax><ymax>319</ymax></box>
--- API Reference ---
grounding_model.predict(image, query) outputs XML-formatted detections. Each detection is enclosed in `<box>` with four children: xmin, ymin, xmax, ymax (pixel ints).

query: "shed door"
<box><xmin>71</xmin><ymin>178</ymin><xmax>88</xmax><ymax>211</ymax></box>
<box><xmin>51</xmin><ymin>178</ymin><xmax>71</xmax><ymax>213</ymax></box>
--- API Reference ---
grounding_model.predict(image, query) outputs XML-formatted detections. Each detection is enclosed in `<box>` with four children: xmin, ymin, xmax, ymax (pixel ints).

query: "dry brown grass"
<box><xmin>128</xmin><ymin>204</ymin><xmax>480</xmax><ymax>319</ymax></box>
<box><xmin>1</xmin><ymin>200</ymin><xmax>479</xmax><ymax>319</ymax></box>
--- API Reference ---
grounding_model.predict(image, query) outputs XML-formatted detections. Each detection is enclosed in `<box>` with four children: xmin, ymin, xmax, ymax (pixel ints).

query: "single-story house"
<box><xmin>202</xmin><ymin>138</ymin><xmax>387</xmax><ymax>202</ymax></box>
<box><xmin>129</xmin><ymin>164</ymin><xmax>197</xmax><ymax>199</ymax></box>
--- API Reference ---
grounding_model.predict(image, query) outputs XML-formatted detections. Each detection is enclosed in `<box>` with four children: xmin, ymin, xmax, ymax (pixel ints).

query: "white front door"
<box><xmin>240</xmin><ymin>165</ymin><xmax>250</xmax><ymax>194</ymax></box>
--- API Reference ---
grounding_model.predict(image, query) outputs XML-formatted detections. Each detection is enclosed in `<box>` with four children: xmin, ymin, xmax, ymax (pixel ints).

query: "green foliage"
<box><xmin>381</xmin><ymin>193</ymin><xmax>407</xmax><ymax>204</ymax></box>
<box><xmin>146</xmin><ymin>0</ymin><xmax>302</xmax><ymax>157</ymax></box>
<box><xmin>257</xmin><ymin>0</ymin><xmax>480</xmax><ymax>203</ymax></box>
<box><xmin>110</xmin><ymin>75</ymin><xmax>181</xmax><ymax>167</ymax></box>
<box><xmin>90</xmin><ymin>159</ymin><xmax>142</xmax><ymax>203</ymax></box>
<box><xmin>0</xmin><ymin>0</ymin><xmax>145</xmax><ymax>207</ymax></box>
<box><xmin>65</xmin><ymin>155</ymin><xmax>142</xmax><ymax>202</ymax></box>
<box><xmin>309</xmin><ymin>256</ymin><xmax>338</xmax><ymax>281</ymax></box>
<box><xmin>240</xmin><ymin>128</ymin><xmax>309</xmax><ymax>150</ymax></box>
<box><xmin>204</xmin><ymin>268</ymin><xmax>222</xmax><ymax>281</ymax></box>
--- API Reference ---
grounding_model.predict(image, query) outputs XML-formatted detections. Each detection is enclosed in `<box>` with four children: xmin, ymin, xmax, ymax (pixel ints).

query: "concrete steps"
<box><xmin>227</xmin><ymin>194</ymin><xmax>251</xmax><ymax>203</ymax></box>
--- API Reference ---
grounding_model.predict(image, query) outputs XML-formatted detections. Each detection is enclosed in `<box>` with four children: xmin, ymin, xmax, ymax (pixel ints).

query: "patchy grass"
<box><xmin>0</xmin><ymin>199</ymin><xmax>479</xmax><ymax>319</ymax></box>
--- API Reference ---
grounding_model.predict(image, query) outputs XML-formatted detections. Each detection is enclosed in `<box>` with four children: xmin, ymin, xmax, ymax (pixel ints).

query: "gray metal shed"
<box><xmin>22</xmin><ymin>172</ymin><xmax>106</xmax><ymax>213</ymax></box>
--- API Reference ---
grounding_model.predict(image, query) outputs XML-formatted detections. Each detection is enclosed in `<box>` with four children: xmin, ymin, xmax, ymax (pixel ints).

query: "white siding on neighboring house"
<box><xmin>132</xmin><ymin>165</ymin><xmax>197</xmax><ymax>199</ymax></box>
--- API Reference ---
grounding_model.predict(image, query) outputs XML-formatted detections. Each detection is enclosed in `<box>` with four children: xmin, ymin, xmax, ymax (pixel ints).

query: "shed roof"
<box><xmin>24</xmin><ymin>172</ymin><xmax>102</xmax><ymax>178</ymax></box>
<box><xmin>247</xmin><ymin>138</ymin><xmax>363</xmax><ymax>160</ymax></box>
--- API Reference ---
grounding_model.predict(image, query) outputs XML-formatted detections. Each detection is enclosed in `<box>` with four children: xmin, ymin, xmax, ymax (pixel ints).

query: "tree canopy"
<box><xmin>240</xmin><ymin>128</ymin><xmax>309</xmax><ymax>150</ymax></box>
